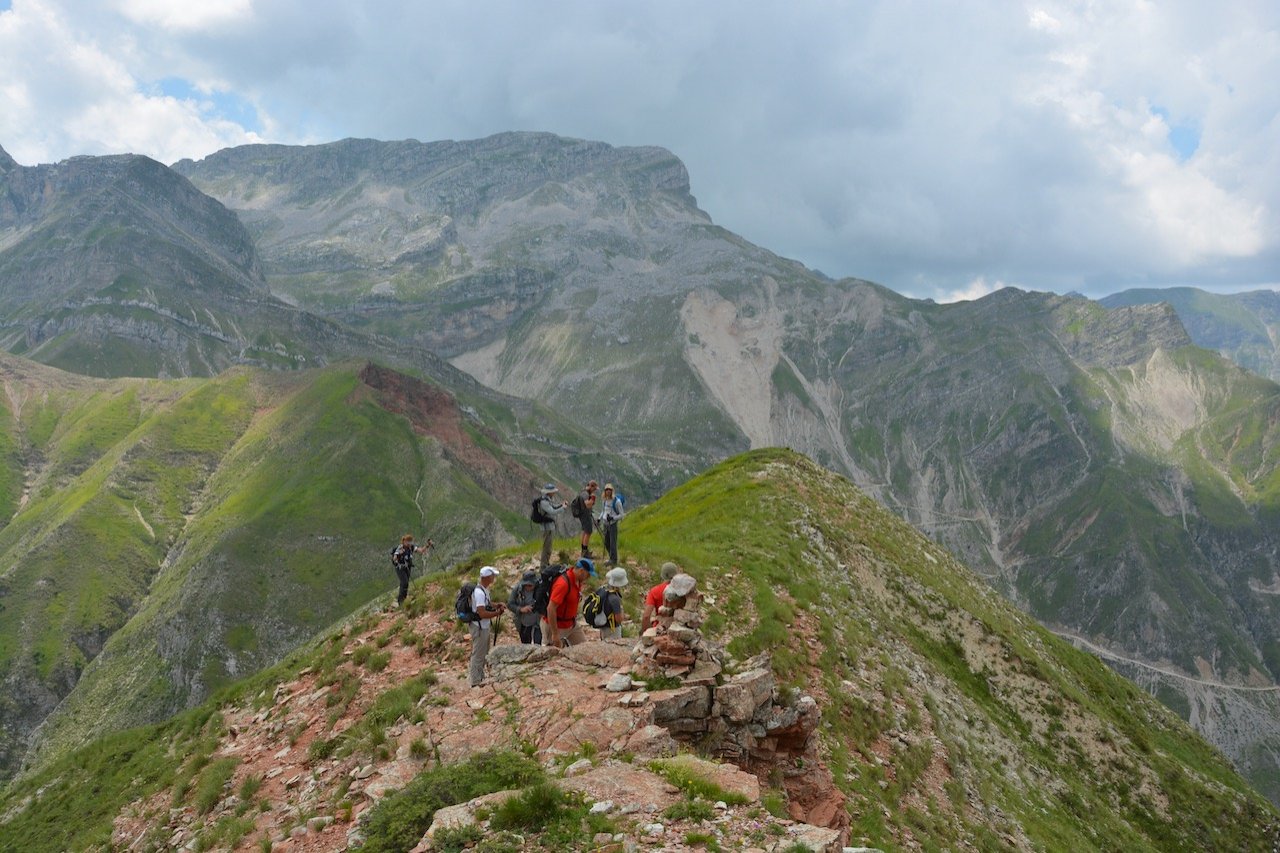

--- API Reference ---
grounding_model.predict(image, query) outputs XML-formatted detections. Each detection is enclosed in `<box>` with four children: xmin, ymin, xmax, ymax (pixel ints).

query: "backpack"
<box><xmin>455</xmin><ymin>582</ymin><xmax>479</xmax><ymax>623</ymax></box>
<box><xmin>530</xmin><ymin>497</ymin><xmax>553</xmax><ymax>524</ymax></box>
<box><xmin>570</xmin><ymin>494</ymin><xmax>584</xmax><ymax>519</ymax></box>
<box><xmin>533</xmin><ymin>564</ymin><xmax>567</xmax><ymax>616</ymax></box>
<box><xmin>582</xmin><ymin>585</ymin><xmax>608</xmax><ymax>628</ymax></box>
<box><xmin>391</xmin><ymin>545</ymin><xmax>412</xmax><ymax>571</ymax></box>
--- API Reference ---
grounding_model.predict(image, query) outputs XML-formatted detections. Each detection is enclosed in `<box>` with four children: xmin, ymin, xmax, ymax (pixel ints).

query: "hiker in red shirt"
<box><xmin>546</xmin><ymin>557</ymin><xmax>597</xmax><ymax>647</ymax></box>
<box><xmin>640</xmin><ymin>562</ymin><xmax>681</xmax><ymax>630</ymax></box>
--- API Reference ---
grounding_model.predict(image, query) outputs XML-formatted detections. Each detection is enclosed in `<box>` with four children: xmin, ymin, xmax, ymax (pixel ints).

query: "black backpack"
<box><xmin>582</xmin><ymin>585</ymin><xmax>608</xmax><ymax>628</ymax></box>
<box><xmin>570</xmin><ymin>494</ymin><xmax>584</xmax><ymax>519</ymax></box>
<box><xmin>391</xmin><ymin>545</ymin><xmax>412</xmax><ymax>571</ymax></box>
<box><xmin>533</xmin><ymin>564</ymin><xmax>566</xmax><ymax>616</ymax></box>
<box><xmin>456</xmin><ymin>582</ymin><xmax>479</xmax><ymax>623</ymax></box>
<box><xmin>530</xmin><ymin>497</ymin><xmax>552</xmax><ymax>524</ymax></box>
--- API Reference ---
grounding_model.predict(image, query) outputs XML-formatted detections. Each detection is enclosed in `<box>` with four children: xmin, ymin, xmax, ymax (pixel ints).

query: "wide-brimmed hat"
<box><xmin>605</xmin><ymin>567</ymin><xmax>629</xmax><ymax>588</ymax></box>
<box><xmin>520</xmin><ymin>570</ymin><xmax>537</xmax><ymax>585</ymax></box>
<box><xmin>541</xmin><ymin>483</ymin><xmax>558</xmax><ymax>495</ymax></box>
<box><xmin>603</xmin><ymin>483</ymin><xmax>615</xmax><ymax>492</ymax></box>
<box><xmin>661</xmin><ymin>562</ymin><xmax>680</xmax><ymax>580</ymax></box>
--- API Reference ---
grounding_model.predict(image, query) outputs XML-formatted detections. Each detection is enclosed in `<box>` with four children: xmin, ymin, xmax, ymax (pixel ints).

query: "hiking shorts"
<box><xmin>579</xmin><ymin>512</ymin><xmax>593</xmax><ymax>535</ymax></box>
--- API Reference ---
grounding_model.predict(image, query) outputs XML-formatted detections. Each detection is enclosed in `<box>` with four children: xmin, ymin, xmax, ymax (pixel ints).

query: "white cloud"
<box><xmin>935</xmin><ymin>277</ymin><xmax>1008</xmax><ymax>304</ymax></box>
<box><xmin>115</xmin><ymin>0</ymin><xmax>252</xmax><ymax>32</ymax></box>
<box><xmin>0</xmin><ymin>0</ymin><xmax>261</xmax><ymax>165</ymax></box>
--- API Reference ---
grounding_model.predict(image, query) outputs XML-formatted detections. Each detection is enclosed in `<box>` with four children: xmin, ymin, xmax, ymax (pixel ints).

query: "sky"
<box><xmin>0</xmin><ymin>0</ymin><xmax>1277</xmax><ymax>302</ymax></box>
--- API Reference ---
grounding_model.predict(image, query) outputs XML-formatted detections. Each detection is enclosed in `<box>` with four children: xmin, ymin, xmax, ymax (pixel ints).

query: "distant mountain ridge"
<box><xmin>1103</xmin><ymin>286</ymin><xmax>1280</xmax><ymax>381</ymax></box>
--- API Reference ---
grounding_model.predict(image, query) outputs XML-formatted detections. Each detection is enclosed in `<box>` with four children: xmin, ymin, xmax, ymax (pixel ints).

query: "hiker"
<box><xmin>573</xmin><ymin>480</ymin><xmax>598</xmax><ymax>558</ymax></box>
<box><xmin>469</xmin><ymin>566</ymin><xmax>506</xmax><ymax>687</ymax></box>
<box><xmin>640</xmin><ymin>562</ymin><xmax>681</xmax><ymax>629</ymax></box>
<box><xmin>508</xmin><ymin>569</ymin><xmax>542</xmax><ymax>645</ymax></box>
<box><xmin>533</xmin><ymin>484</ymin><xmax>567</xmax><ymax>569</ymax></box>
<box><xmin>545</xmin><ymin>557</ymin><xmax>596</xmax><ymax>648</ymax></box>
<box><xmin>390</xmin><ymin>534</ymin><xmax>433</xmax><ymax>608</ymax></box>
<box><xmin>597</xmin><ymin>567</ymin><xmax>628</xmax><ymax>639</ymax></box>
<box><xmin>596</xmin><ymin>483</ymin><xmax>625</xmax><ymax>566</ymax></box>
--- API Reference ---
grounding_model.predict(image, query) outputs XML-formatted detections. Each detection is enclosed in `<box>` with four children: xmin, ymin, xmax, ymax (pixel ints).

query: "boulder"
<box><xmin>562</xmin><ymin>640</ymin><xmax>634</xmax><ymax>671</ymax></box>
<box><xmin>623</xmin><ymin>724</ymin><xmax>679</xmax><ymax>758</ymax></box>
<box><xmin>424</xmin><ymin>789</ymin><xmax>521</xmax><ymax>840</ymax></box>
<box><xmin>650</xmin><ymin>686</ymin><xmax>712</xmax><ymax>723</ymax></box>
<box><xmin>716</xmin><ymin>668</ymin><xmax>775</xmax><ymax>723</ymax></box>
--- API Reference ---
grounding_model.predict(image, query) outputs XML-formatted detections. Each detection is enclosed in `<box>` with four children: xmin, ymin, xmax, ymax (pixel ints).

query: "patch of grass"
<box><xmin>648</xmin><ymin>757</ymin><xmax>750</xmax><ymax>805</ymax></box>
<box><xmin>664</xmin><ymin>798</ymin><xmax>716</xmax><ymax>821</ymax></box>
<box><xmin>193</xmin><ymin>757</ymin><xmax>239</xmax><ymax>815</ymax></box>
<box><xmin>359</xmin><ymin>750</ymin><xmax>543</xmax><ymax>853</ymax></box>
<box><xmin>432</xmin><ymin>824</ymin><xmax>483</xmax><ymax>852</ymax></box>
<box><xmin>488</xmin><ymin>781</ymin><xmax>571</xmax><ymax>831</ymax></box>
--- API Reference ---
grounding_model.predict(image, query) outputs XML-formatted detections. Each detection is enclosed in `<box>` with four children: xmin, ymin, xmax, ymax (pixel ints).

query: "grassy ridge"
<box><xmin>2</xmin><ymin>448</ymin><xmax>1276</xmax><ymax>851</ymax></box>
<box><xmin>618</xmin><ymin>449</ymin><xmax>1276</xmax><ymax>850</ymax></box>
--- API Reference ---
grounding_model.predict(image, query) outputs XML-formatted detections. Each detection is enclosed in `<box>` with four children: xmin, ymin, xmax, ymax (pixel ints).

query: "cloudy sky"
<box><xmin>1</xmin><ymin>0</ymin><xmax>1277</xmax><ymax>301</ymax></box>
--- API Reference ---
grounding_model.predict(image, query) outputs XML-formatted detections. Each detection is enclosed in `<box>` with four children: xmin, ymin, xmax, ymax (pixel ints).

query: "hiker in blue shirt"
<box><xmin>597</xmin><ymin>483</ymin><xmax>625</xmax><ymax>566</ymax></box>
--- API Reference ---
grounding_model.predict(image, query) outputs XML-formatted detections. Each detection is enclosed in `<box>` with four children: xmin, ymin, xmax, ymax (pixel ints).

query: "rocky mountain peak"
<box><xmin>0</xmin><ymin>144</ymin><xmax>15</xmax><ymax>174</ymax></box>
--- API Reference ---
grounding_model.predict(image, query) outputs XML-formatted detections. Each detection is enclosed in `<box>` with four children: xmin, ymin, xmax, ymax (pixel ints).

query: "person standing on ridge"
<box><xmin>533</xmin><ymin>484</ymin><xmax>566</xmax><ymax>569</ymax></box>
<box><xmin>545</xmin><ymin>557</ymin><xmax>596</xmax><ymax>648</ymax></box>
<box><xmin>469</xmin><ymin>566</ymin><xmax>506</xmax><ymax>687</ymax></box>
<box><xmin>640</xmin><ymin>562</ymin><xmax>681</xmax><ymax>630</ymax></box>
<box><xmin>573</xmin><ymin>480</ymin><xmax>598</xmax><ymax>558</ymax></box>
<box><xmin>597</xmin><ymin>483</ymin><xmax>625</xmax><ymax>566</ymax></box>
<box><xmin>508</xmin><ymin>569</ymin><xmax>542</xmax><ymax>645</ymax></box>
<box><xmin>390</xmin><ymin>534</ymin><xmax>433</xmax><ymax>609</ymax></box>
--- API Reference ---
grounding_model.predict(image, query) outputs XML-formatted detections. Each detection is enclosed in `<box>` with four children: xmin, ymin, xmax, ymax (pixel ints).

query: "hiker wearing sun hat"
<box><xmin>532</xmin><ymin>483</ymin><xmax>566</xmax><ymax>569</ymax></box>
<box><xmin>596</xmin><ymin>566</ymin><xmax>629</xmax><ymax>639</ymax></box>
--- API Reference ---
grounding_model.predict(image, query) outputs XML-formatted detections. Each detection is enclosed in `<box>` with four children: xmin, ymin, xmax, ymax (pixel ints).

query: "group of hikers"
<box><xmin>460</xmin><ymin>557</ymin><xmax>683</xmax><ymax>687</ymax></box>
<box><xmin>392</xmin><ymin>478</ymin><xmax>651</xmax><ymax>687</ymax></box>
<box><xmin>532</xmin><ymin>479</ymin><xmax>625</xmax><ymax>567</ymax></box>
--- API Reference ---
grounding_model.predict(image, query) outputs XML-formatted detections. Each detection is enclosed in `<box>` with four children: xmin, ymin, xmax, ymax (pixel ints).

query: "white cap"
<box><xmin>479</xmin><ymin>566</ymin><xmax>499</xmax><ymax>578</ymax></box>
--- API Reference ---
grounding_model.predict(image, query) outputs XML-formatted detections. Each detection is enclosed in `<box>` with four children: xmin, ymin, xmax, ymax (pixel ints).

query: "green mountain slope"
<box><xmin>0</xmin><ymin>354</ymin><xmax>639</xmax><ymax>780</ymax></box>
<box><xmin>1</xmin><ymin>449</ymin><xmax>1276</xmax><ymax>851</ymax></box>
<box><xmin>1102</xmin><ymin>286</ymin><xmax>1280</xmax><ymax>382</ymax></box>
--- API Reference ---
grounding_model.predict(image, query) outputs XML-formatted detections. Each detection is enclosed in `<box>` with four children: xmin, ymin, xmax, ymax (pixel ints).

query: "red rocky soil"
<box><xmin>109</xmin><ymin>557</ymin><xmax>852</xmax><ymax>852</ymax></box>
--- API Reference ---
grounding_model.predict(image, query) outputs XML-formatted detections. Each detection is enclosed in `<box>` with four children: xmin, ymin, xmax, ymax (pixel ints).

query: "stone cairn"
<box><xmin>633</xmin><ymin>572</ymin><xmax>722</xmax><ymax>683</ymax></box>
<box><xmin>627</xmin><ymin>573</ymin><xmax>823</xmax><ymax>767</ymax></box>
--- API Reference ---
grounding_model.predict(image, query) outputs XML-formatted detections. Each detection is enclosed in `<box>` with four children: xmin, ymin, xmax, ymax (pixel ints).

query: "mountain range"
<box><xmin>2</xmin><ymin>134</ymin><xmax>1280</xmax><ymax>808</ymax></box>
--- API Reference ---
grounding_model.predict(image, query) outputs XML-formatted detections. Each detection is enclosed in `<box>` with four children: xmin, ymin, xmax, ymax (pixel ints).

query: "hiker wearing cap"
<box><xmin>596</xmin><ymin>483</ymin><xmax>625</xmax><ymax>566</ymax></box>
<box><xmin>469</xmin><ymin>566</ymin><xmax>506</xmax><ymax>687</ymax></box>
<box><xmin>390</xmin><ymin>533</ymin><xmax>433</xmax><ymax>609</ymax></box>
<box><xmin>641</xmin><ymin>562</ymin><xmax>681</xmax><ymax>630</ymax></box>
<box><xmin>598</xmin><ymin>567</ymin><xmax>629</xmax><ymax>639</ymax></box>
<box><xmin>545</xmin><ymin>557</ymin><xmax>596</xmax><ymax>648</ymax></box>
<box><xmin>508</xmin><ymin>569</ymin><xmax>542</xmax><ymax>645</ymax></box>
<box><xmin>572</xmin><ymin>480</ymin><xmax>599</xmax><ymax>558</ymax></box>
<box><xmin>533</xmin><ymin>484</ymin><xmax>567</xmax><ymax>569</ymax></box>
